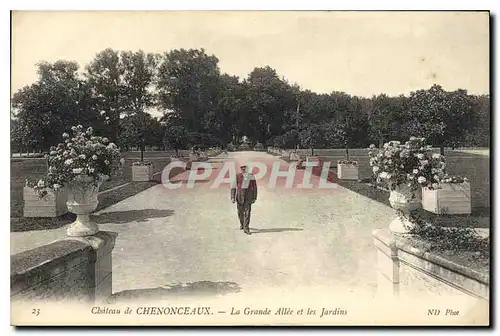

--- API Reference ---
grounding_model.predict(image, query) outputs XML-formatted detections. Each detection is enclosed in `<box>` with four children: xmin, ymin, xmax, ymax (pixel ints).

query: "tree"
<box><xmin>11</xmin><ymin>60</ymin><xmax>96</xmax><ymax>152</ymax></box>
<box><xmin>204</xmin><ymin>74</ymin><xmax>246</xmax><ymax>148</ymax></box>
<box><xmin>299</xmin><ymin>124</ymin><xmax>325</xmax><ymax>156</ymax></box>
<box><xmin>164</xmin><ymin>125</ymin><xmax>188</xmax><ymax>156</ymax></box>
<box><xmin>405</xmin><ymin>84</ymin><xmax>479</xmax><ymax>155</ymax></box>
<box><xmin>119</xmin><ymin>112</ymin><xmax>160</xmax><ymax>161</ymax></box>
<box><xmin>120</xmin><ymin>50</ymin><xmax>159</xmax><ymax>114</ymax></box>
<box><xmin>84</xmin><ymin>48</ymin><xmax>126</xmax><ymax>142</ymax></box>
<box><xmin>244</xmin><ymin>66</ymin><xmax>296</xmax><ymax>145</ymax></box>
<box><xmin>464</xmin><ymin>94</ymin><xmax>490</xmax><ymax>147</ymax></box>
<box><xmin>157</xmin><ymin>48</ymin><xmax>220</xmax><ymax>133</ymax></box>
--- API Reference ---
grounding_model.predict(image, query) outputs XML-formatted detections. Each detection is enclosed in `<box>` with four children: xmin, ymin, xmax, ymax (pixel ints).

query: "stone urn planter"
<box><xmin>66</xmin><ymin>174</ymin><xmax>108</xmax><ymax>237</ymax></box>
<box><xmin>132</xmin><ymin>162</ymin><xmax>154</xmax><ymax>181</ymax></box>
<box><xmin>422</xmin><ymin>182</ymin><xmax>471</xmax><ymax>215</ymax></box>
<box><xmin>388</xmin><ymin>184</ymin><xmax>422</xmax><ymax>234</ymax></box>
<box><xmin>337</xmin><ymin>161</ymin><xmax>359</xmax><ymax>180</ymax></box>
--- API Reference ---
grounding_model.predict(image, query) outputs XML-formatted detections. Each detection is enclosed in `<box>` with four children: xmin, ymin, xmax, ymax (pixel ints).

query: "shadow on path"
<box><xmin>92</xmin><ymin>209</ymin><xmax>175</xmax><ymax>224</ymax></box>
<box><xmin>250</xmin><ymin>227</ymin><xmax>304</xmax><ymax>234</ymax></box>
<box><xmin>106</xmin><ymin>281</ymin><xmax>241</xmax><ymax>303</ymax></box>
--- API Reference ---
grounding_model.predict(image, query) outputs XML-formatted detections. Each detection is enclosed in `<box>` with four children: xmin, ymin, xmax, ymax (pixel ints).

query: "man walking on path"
<box><xmin>231</xmin><ymin>164</ymin><xmax>258</xmax><ymax>235</ymax></box>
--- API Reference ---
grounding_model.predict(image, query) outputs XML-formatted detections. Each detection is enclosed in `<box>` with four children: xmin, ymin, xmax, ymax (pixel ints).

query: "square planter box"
<box><xmin>337</xmin><ymin>163</ymin><xmax>359</xmax><ymax>180</ymax></box>
<box><xmin>422</xmin><ymin>182</ymin><xmax>471</xmax><ymax>215</ymax></box>
<box><xmin>132</xmin><ymin>164</ymin><xmax>154</xmax><ymax>182</ymax></box>
<box><xmin>23</xmin><ymin>186</ymin><xmax>68</xmax><ymax>218</ymax></box>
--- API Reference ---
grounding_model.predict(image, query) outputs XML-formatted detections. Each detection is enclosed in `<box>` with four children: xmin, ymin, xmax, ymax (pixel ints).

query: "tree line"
<box><xmin>11</xmin><ymin>47</ymin><xmax>490</xmax><ymax>156</ymax></box>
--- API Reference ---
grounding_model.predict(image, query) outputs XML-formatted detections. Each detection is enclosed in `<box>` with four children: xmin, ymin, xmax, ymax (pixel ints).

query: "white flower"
<box><xmin>120</xmin><ymin>158</ymin><xmax>125</xmax><ymax>165</ymax></box>
<box><xmin>53</xmin><ymin>184</ymin><xmax>61</xmax><ymax>190</ymax></box>
<box><xmin>102</xmin><ymin>137</ymin><xmax>109</xmax><ymax>144</ymax></box>
<box><xmin>79</xmin><ymin>154</ymin><xmax>86</xmax><ymax>160</ymax></box>
<box><xmin>65</xmin><ymin>159</ymin><xmax>73</xmax><ymax>165</ymax></box>
<box><xmin>369</xmin><ymin>144</ymin><xmax>376</xmax><ymax>149</ymax></box>
<box><xmin>373</xmin><ymin>166</ymin><xmax>380</xmax><ymax>173</ymax></box>
<box><xmin>413</xmin><ymin>169</ymin><xmax>419</xmax><ymax>174</ymax></box>
<box><xmin>416</xmin><ymin>153</ymin><xmax>424</xmax><ymax>159</ymax></box>
<box><xmin>86</xmin><ymin>127</ymin><xmax>93</xmax><ymax>134</ymax></box>
<box><xmin>50</xmin><ymin>151</ymin><xmax>57</xmax><ymax>155</ymax></box>
<box><xmin>379</xmin><ymin>172</ymin><xmax>388</xmax><ymax>179</ymax></box>
<box><xmin>100</xmin><ymin>110</ymin><xmax>106</xmax><ymax>115</ymax></box>
<box><xmin>71</xmin><ymin>126</ymin><xmax>77</xmax><ymax>131</ymax></box>
<box><xmin>104</xmin><ymin>160</ymin><xmax>110</xmax><ymax>165</ymax></box>
<box><xmin>432</xmin><ymin>183</ymin><xmax>439</xmax><ymax>189</ymax></box>
<box><xmin>62</xmin><ymin>133</ymin><xmax>69</xmax><ymax>138</ymax></box>
<box><xmin>92</xmin><ymin>155</ymin><xmax>98</xmax><ymax>160</ymax></box>
<box><xmin>420</xmin><ymin>160</ymin><xmax>429</xmax><ymax>166</ymax></box>
<box><xmin>89</xmin><ymin>168</ymin><xmax>95</xmax><ymax>173</ymax></box>
<box><xmin>37</xmin><ymin>179</ymin><xmax>45</xmax><ymax>187</ymax></box>
<box><xmin>72</xmin><ymin>168</ymin><xmax>83</xmax><ymax>174</ymax></box>
<box><xmin>463</xmin><ymin>177</ymin><xmax>469</xmax><ymax>182</ymax></box>
<box><xmin>417</xmin><ymin>176</ymin><xmax>427</xmax><ymax>184</ymax></box>
<box><xmin>409</xmin><ymin>136</ymin><xmax>417</xmax><ymax>141</ymax></box>
<box><xmin>432</xmin><ymin>153</ymin><xmax>441</xmax><ymax>159</ymax></box>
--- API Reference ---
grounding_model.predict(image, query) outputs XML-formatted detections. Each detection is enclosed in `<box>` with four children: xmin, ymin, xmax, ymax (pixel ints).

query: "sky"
<box><xmin>11</xmin><ymin>11</ymin><xmax>489</xmax><ymax>100</ymax></box>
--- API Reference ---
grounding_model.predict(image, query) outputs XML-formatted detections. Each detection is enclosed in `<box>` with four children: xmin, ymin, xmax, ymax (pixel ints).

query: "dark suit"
<box><xmin>231</xmin><ymin>173</ymin><xmax>258</xmax><ymax>231</ymax></box>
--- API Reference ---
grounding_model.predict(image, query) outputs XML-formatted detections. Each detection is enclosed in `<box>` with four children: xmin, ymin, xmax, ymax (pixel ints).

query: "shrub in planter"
<box><xmin>132</xmin><ymin>161</ymin><xmax>154</xmax><ymax>182</ymax></box>
<box><xmin>422</xmin><ymin>175</ymin><xmax>471</xmax><ymax>214</ymax></box>
<box><xmin>238</xmin><ymin>143</ymin><xmax>251</xmax><ymax>151</ymax></box>
<box><xmin>227</xmin><ymin>143</ymin><xmax>236</xmax><ymax>152</ymax></box>
<box><xmin>23</xmin><ymin>185</ymin><xmax>68</xmax><ymax>218</ymax></box>
<box><xmin>337</xmin><ymin>159</ymin><xmax>359</xmax><ymax>180</ymax></box>
<box><xmin>254</xmin><ymin>142</ymin><xmax>264</xmax><ymax>151</ymax></box>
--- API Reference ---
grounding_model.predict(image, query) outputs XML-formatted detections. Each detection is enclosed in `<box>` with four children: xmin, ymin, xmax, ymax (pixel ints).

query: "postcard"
<box><xmin>10</xmin><ymin>10</ymin><xmax>490</xmax><ymax>326</ymax></box>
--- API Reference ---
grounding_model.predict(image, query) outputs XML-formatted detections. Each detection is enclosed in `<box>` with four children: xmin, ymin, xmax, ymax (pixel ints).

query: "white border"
<box><xmin>2</xmin><ymin>1</ymin><xmax>497</xmax><ymax>334</ymax></box>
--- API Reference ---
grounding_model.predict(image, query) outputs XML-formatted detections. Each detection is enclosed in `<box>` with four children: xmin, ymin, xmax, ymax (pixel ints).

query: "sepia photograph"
<box><xmin>9</xmin><ymin>9</ymin><xmax>490</xmax><ymax>326</ymax></box>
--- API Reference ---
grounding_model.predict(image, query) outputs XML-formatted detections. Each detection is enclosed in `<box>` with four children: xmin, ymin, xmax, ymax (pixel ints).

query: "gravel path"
<box><xmin>91</xmin><ymin>151</ymin><xmax>395</xmax><ymax>303</ymax></box>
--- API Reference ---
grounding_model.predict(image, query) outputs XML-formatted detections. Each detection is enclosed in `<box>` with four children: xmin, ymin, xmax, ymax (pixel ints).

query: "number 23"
<box><xmin>31</xmin><ymin>309</ymin><xmax>40</xmax><ymax>316</ymax></box>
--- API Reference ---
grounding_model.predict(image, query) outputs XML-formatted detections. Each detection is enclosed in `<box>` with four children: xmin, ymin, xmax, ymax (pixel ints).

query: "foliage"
<box><xmin>403</xmin><ymin>84</ymin><xmax>479</xmax><ymax>152</ymax></box>
<box><xmin>408</xmin><ymin>211</ymin><xmax>489</xmax><ymax>258</ymax></box>
<box><xmin>227</xmin><ymin>143</ymin><xmax>236</xmax><ymax>152</ymax></box>
<box><xmin>338</xmin><ymin>159</ymin><xmax>358</xmax><ymax>165</ymax></box>
<box><xmin>26</xmin><ymin>125</ymin><xmax>121</xmax><ymax>198</ymax></box>
<box><xmin>11</xmin><ymin>47</ymin><xmax>489</xmax><ymax>155</ymax></box>
<box><xmin>11</xmin><ymin>61</ymin><xmax>98</xmax><ymax>152</ymax></box>
<box><xmin>368</xmin><ymin>137</ymin><xmax>446</xmax><ymax>191</ymax></box>
<box><xmin>253</xmin><ymin>142</ymin><xmax>264</xmax><ymax>151</ymax></box>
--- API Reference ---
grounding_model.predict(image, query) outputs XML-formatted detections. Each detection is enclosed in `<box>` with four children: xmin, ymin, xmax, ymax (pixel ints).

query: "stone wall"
<box><xmin>373</xmin><ymin>228</ymin><xmax>489</xmax><ymax>302</ymax></box>
<box><xmin>11</xmin><ymin>231</ymin><xmax>116</xmax><ymax>304</ymax></box>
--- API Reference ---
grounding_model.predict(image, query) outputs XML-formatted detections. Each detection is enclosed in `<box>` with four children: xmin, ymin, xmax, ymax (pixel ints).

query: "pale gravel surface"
<box><xmin>11</xmin><ymin>152</ymin><xmax>396</xmax><ymax>303</ymax></box>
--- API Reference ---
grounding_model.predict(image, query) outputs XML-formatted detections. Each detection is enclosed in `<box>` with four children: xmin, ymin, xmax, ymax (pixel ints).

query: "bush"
<box><xmin>238</xmin><ymin>143</ymin><xmax>251</xmax><ymax>151</ymax></box>
<box><xmin>253</xmin><ymin>142</ymin><xmax>264</xmax><ymax>151</ymax></box>
<box><xmin>227</xmin><ymin>143</ymin><xmax>236</xmax><ymax>152</ymax></box>
<box><xmin>407</xmin><ymin>211</ymin><xmax>489</xmax><ymax>258</ymax></box>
